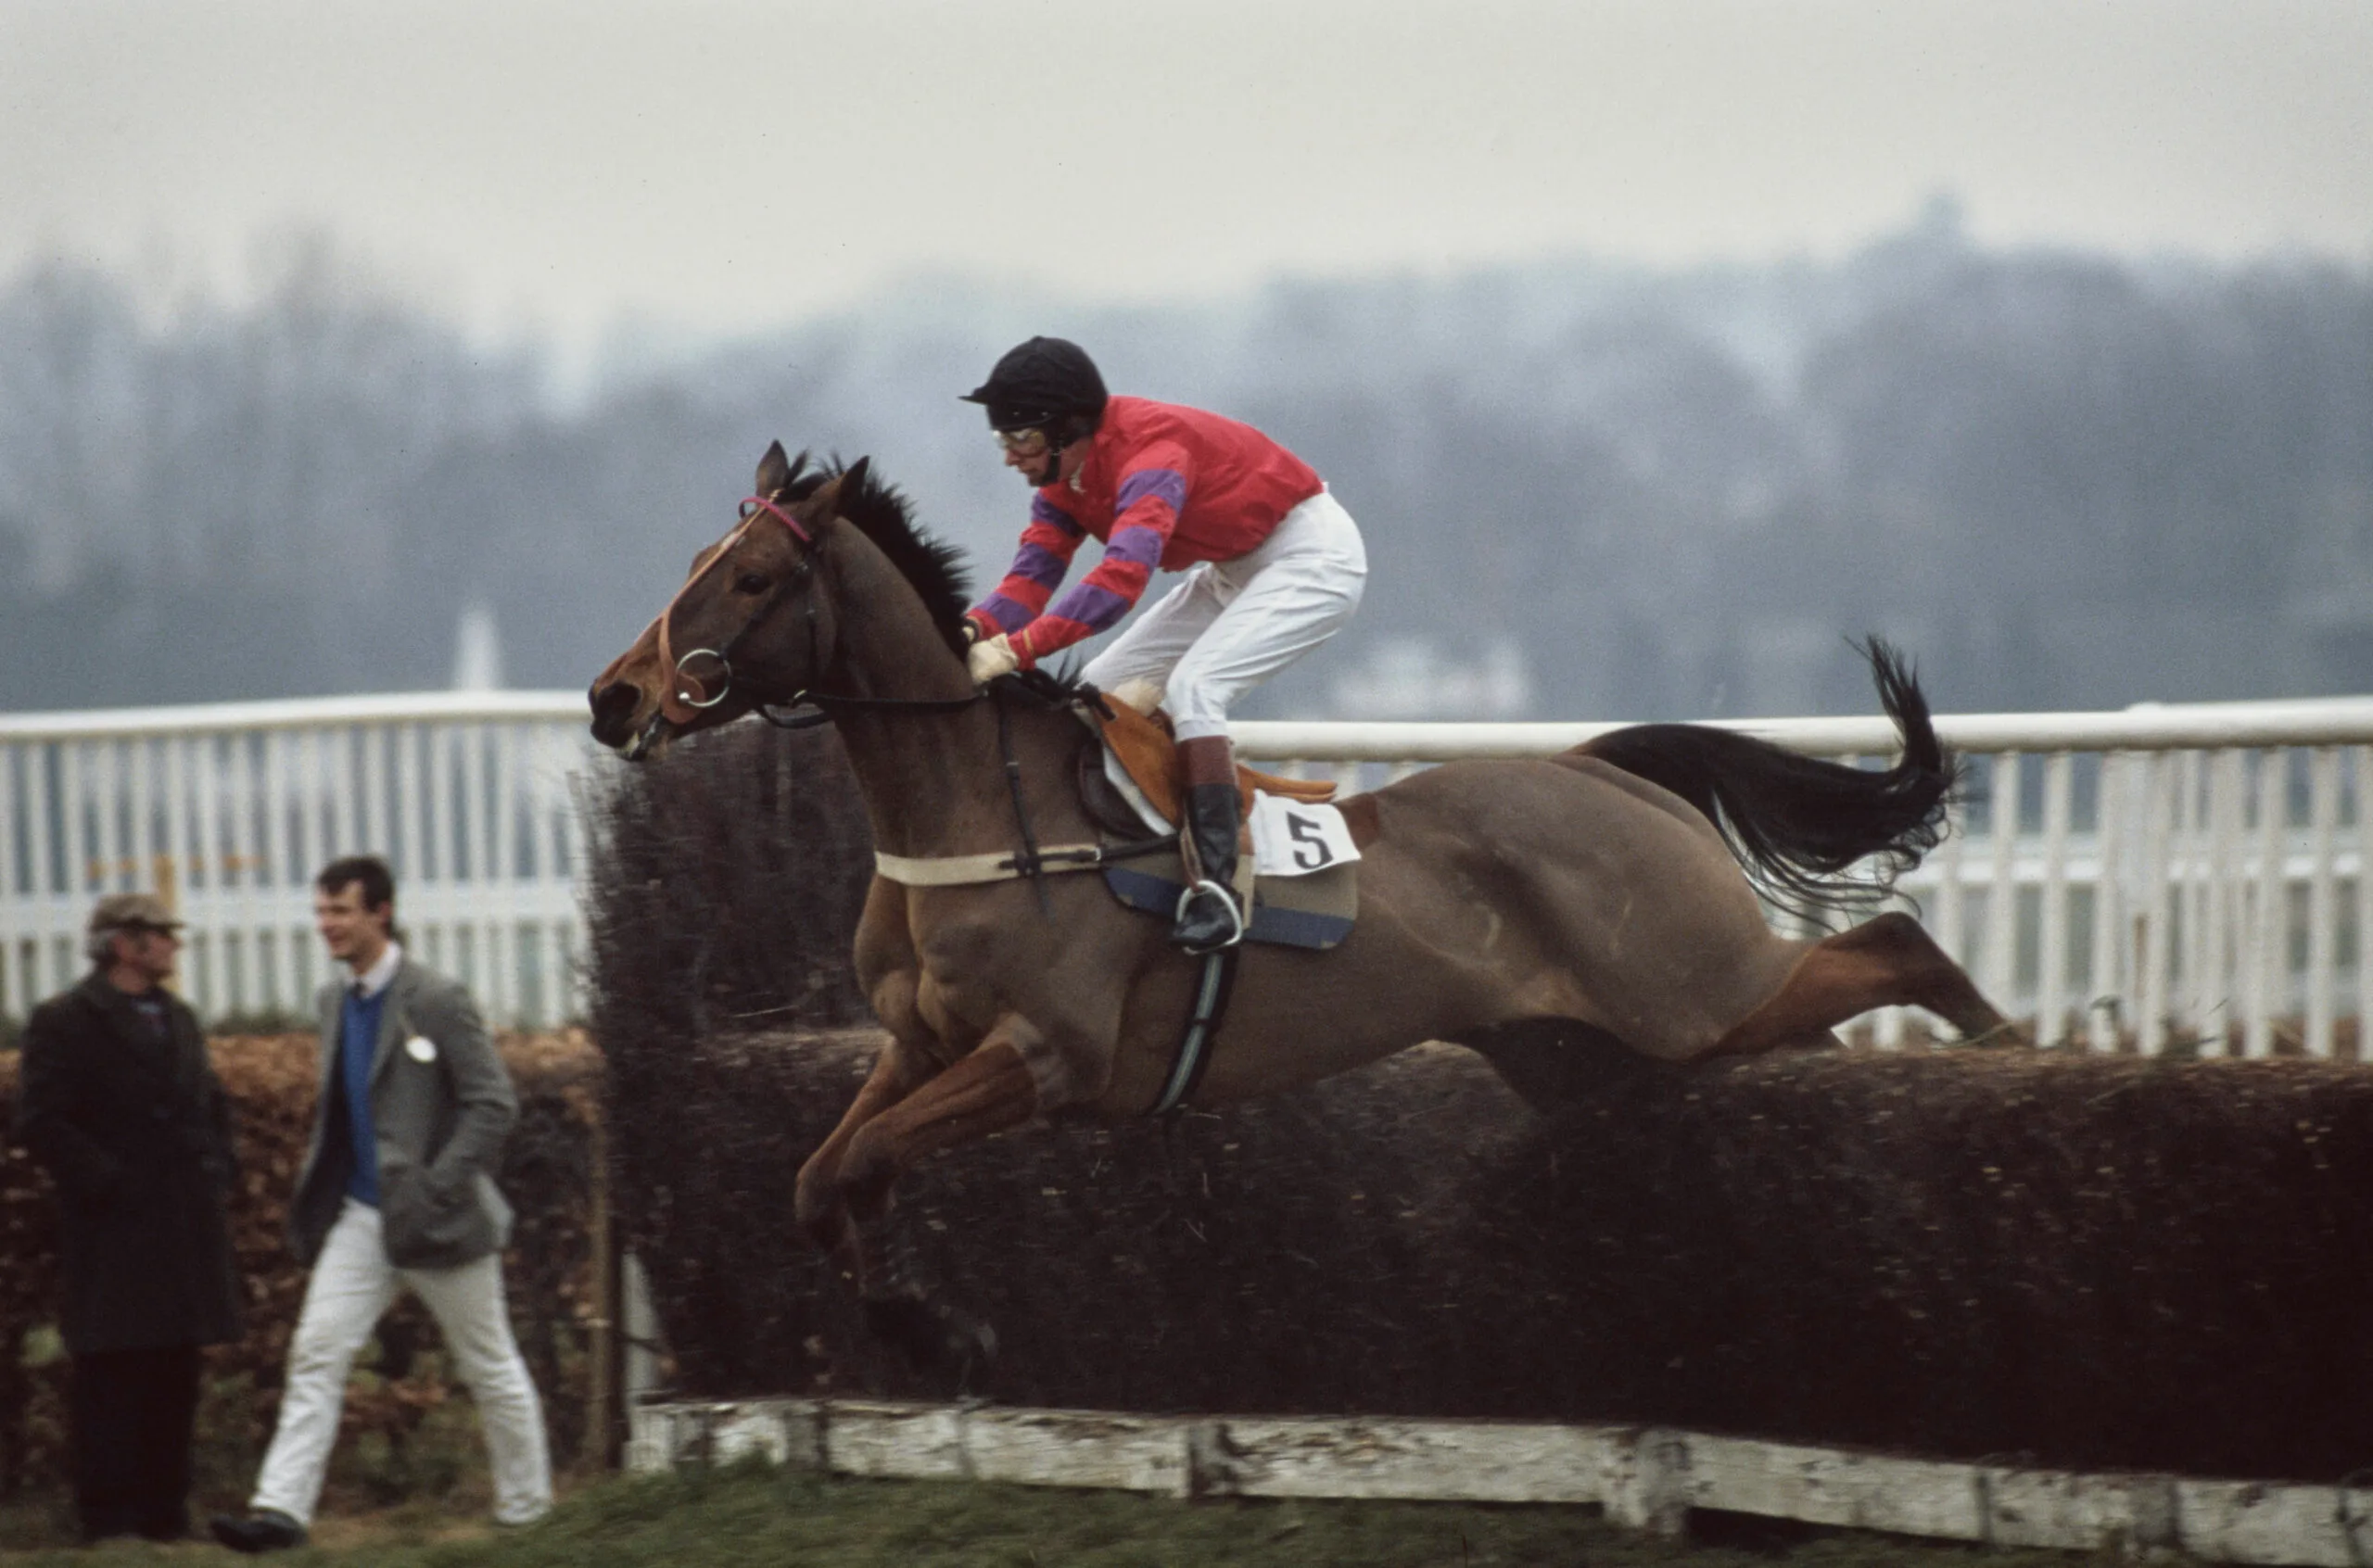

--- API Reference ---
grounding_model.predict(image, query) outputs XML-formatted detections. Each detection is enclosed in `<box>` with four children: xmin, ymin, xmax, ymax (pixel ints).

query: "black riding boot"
<box><xmin>1172</xmin><ymin>778</ymin><xmax>1246</xmax><ymax>953</ymax></box>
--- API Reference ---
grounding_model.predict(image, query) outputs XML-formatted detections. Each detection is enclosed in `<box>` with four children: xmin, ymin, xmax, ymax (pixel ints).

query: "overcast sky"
<box><xmin>6</xmin><ymin>0</ymin><xmax>2370</xmax><ymax>352</ymax></box>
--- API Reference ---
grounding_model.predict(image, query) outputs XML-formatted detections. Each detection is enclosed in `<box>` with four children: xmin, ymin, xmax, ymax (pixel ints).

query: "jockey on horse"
<box><xmin>958</xmin><ymin>336</ymin><xmax>1368</xmax><ymax>954</ymax></box>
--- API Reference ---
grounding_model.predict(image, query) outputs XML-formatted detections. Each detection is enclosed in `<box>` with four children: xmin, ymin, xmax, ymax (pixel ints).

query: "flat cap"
<box><xmin>87</xmin><ymin>891</ymin><xmax>184</xmax><ymax>936</ymax></box>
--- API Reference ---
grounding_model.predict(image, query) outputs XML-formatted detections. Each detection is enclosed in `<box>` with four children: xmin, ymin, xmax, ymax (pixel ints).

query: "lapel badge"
<box><xmin>404</xmin><ymin>1035</ymin><xmax>438</xmax><ymax>1064</ymax></box>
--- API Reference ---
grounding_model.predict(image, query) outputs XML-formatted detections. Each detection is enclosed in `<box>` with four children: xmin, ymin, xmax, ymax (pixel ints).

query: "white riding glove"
<box><xmin>967</xmin><ymin>634</ymin><xmax>1020</xmax><ymax>686</ymax></box>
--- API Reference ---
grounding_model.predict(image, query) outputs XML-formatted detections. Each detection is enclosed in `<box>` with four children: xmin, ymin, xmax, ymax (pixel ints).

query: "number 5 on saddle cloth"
<box><xmin>1086</xmin><ymin>703</ymin><xmax>1364</xmax><ymax>951</ymax></box>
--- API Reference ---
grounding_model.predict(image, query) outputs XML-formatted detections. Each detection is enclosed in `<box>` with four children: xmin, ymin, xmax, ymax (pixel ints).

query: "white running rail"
<box><xmin>1236</xmin><ymin>697</ymin><xmax>2373</xmax><ymax>1056</ymax></box>
<box><xmin>4</xmin><ymin>691</ymin><xmax>2371</xmax><ymax>1051</ymax></box>
<box><xmin>0</xmin><ymin>693</ymin><xmax>596</xmax><ymax>1029</ymax></box>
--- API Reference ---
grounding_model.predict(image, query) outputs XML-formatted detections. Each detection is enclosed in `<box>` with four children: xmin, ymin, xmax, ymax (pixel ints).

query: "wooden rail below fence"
<box><xmin>628</xmin><ymin>1397</ymin><xmax>2373</xmax><ymax>1566</ymax></box>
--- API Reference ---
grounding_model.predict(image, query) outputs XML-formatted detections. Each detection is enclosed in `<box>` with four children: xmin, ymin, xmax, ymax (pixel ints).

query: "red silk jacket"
<box><xmin>966</xmin><ymin>396</ymin><xmax>1323</xmax><ymax>665</ymax></box>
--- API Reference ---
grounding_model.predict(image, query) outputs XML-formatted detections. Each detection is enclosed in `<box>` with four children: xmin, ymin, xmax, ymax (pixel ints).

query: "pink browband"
<box><xmin>742</xmin><ymin>494</ymin><xmax>812</xmax><ymax>544</ymax></box>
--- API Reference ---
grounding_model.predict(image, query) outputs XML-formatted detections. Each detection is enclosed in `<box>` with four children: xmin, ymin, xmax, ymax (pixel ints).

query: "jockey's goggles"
<box><xmin>994</xmin><ymin>427</ymin><xmax>1051</xmax><ymax>458</ymax></box>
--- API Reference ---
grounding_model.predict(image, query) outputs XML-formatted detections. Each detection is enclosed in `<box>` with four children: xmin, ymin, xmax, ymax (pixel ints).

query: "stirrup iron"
<box><xmin>1174</xmin><ymin>877</ymin><xmax>1246</xmax><ymax>954</ymax></box>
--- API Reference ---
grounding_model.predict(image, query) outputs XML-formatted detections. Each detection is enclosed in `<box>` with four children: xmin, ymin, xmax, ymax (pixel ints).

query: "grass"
<box><xmin>0</xmin><ymin>1457</ymin><xmax>2126</xmax><ymax>1567</ymax></box>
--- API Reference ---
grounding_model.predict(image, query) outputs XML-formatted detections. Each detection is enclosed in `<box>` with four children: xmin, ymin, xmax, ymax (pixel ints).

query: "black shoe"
<box><xmin>210</xmin><ymin>1510</ymin><xmax>306</xmax><ymax>1553</ymax></box>
<box><xmin>1169</xmin><ymin>779</ymin><xmax>1245</xmax><ymax>953</ymax></box>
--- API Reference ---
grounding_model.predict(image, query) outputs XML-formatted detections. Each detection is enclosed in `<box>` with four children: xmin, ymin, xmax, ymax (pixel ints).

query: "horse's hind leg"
<box><xmin>1708</xmin><ymin>911</ymin><xmax>2013</xmax><ymax>1057</ymax></box>
<box><xmin>1456</xmin><ymin>1018</ymin><xmax>1678</xmax><ymax>1112</ymax></box>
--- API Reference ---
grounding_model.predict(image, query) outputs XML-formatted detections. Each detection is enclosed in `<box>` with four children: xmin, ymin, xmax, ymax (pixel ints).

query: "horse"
<box><xmin>589</xmin><ymin>442</ymin><xmax>2014</xmax><ymax>1368</ymax></box>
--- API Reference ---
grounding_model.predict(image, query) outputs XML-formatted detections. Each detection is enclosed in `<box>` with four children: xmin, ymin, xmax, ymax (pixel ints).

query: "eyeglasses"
<box><xmin>994</xmin><ymin>427</ymin><xmax>1050</xmax><ymax>457</ymax></box>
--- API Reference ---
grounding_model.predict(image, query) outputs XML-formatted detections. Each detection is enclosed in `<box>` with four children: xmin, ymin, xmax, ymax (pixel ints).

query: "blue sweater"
<box><xmin>339</xmin><ymin>987</ymin><xmax>387</xmax><ymax>1206</ymax></box>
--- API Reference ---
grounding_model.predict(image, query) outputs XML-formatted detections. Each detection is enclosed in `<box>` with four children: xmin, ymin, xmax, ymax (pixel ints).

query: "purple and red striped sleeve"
<box><xmin>1011</xmin><ymin>444</ymin><xmax>1190</xmax><ymax>664</ymax></box>
<box><xmin>967</xmin><ymin>493</ymin><xmax>1086</xmax><ymax>640</ymax></box>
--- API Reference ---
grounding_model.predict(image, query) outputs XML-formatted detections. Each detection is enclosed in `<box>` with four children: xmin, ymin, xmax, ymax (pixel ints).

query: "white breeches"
<box><xmin>1081</xmin><ymin>487</ymin><xmax>1367</xmax><ymax>741</ymax></box>
<box><xmin>250</xmin><ymin>1199</ymin><xmax>552</xmax><ymax>1527</ymax></box>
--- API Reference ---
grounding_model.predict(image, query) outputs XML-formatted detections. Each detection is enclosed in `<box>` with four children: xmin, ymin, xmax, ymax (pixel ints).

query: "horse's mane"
<box><xmin>781</xmin><ymin>452</ymin><xmax>974</xmax><ymax>655</ymax></box>
<box><xmin>777</xmin><ymin>449</ymin><xmax>1098</xmax><ymax>710</ymax></box>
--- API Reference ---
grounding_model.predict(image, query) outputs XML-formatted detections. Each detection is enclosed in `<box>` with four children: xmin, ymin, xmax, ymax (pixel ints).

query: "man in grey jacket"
<box><xmin>211</xmin><ymin>855</ymin><xmax>551</xmax><ymax>1552</ymax></box>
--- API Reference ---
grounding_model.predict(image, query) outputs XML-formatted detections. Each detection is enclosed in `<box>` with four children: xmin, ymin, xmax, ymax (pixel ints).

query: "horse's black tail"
<box><xmin>1572</xmin><ymin>638</ymin><xmax>1955</xmax><ymax>924</ymax></box>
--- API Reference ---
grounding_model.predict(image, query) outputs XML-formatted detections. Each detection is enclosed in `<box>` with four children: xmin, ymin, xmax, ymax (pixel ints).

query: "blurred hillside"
<box><xmin>3</xmin><ymin>206</ymin><xmax>2367</xmax><ymax>719</ymax></box>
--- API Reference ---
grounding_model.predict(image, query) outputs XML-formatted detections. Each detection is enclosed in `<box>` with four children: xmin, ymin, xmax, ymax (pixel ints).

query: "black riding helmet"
<box><xmin>960</xmin><ymin>336</ymin><xmax>1109</xmax><ymax>438</ymax></box>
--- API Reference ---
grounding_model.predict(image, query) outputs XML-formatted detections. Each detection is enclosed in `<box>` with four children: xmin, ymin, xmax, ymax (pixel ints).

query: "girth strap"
<box><xmin>869</xmin><ymin>828</ymin><xmax>1236</xmax><ymax>1116</ymax></box>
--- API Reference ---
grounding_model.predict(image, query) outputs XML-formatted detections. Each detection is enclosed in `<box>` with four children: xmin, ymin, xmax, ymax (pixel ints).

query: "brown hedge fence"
<box><xmin>0</xmin><ymin>1031</ymin><xmax>600</xmax><ymax>1498</ymax></box>
<box><xmin>586</xmin><ymin>721</ymin><xmax>2373</xmax><ymax>1487</ymax></box>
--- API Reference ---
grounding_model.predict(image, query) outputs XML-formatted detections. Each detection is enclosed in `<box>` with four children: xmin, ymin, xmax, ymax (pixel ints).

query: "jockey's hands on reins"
<box><xmin>967</xmin><ymin>633</ymin><xmax>1020</xmax><ymax>686</ymax></box>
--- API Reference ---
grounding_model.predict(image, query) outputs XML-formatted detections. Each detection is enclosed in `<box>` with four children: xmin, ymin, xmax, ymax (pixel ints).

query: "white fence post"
<box><xmin>1982</xmin><ymin>752</ymin><xmax>2020</xmax><ymax>1012</ymax></box>
<box><xmin>2036</xmin><ymin>752</ymin><xmax>2074</xmax><ymax>1045</ymax></box>
<box><xmin>2307</xmin><ymin>748</ymin><xmax>2340</xmax><ymax>1057</ymax></box>
<box><xmin>2357</xmin><ymin>747</ymin><xmax>2373</xmax><ymax>1051</ymax></box>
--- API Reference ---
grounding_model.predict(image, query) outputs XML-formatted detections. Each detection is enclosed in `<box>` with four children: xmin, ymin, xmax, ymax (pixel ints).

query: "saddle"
<box><xmin>1090</xmin><ymin>700</ymin><xmax>1338</xmax><ymax>824</ymax></box>
<box><xmin>1076</xmin><ymin>698</ymin><xmax>1363</xmax><ymax>953</ymax></box>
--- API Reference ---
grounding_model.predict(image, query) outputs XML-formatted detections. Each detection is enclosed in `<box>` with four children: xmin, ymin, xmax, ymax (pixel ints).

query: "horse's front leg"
<box><xmin>794</xmin><ymin>879</ymin><xmax>950</xmax><ymax>1264</ymax></box>
<box><xmin>831</xmin><ymin>1031</ymin><xmax>1043</xmax><ymax>1372</ymax></box>
<box><xmin>793</xmin><ymin>1040</ymin><xmax>930</xmax><ymax>1271</ymax></box>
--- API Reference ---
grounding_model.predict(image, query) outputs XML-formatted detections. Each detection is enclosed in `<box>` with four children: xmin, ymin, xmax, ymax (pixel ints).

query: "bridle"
<box><xmin>651</xmin><ymin>492</ymin><xmax>810</xmax><ymax>726</ymax></box>
<box><xmin>651</xmin><ymin>490</ymin><xmax>985</xmax><ymax>735</ymax></box>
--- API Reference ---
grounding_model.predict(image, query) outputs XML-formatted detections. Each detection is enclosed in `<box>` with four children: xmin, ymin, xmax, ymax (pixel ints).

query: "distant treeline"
<box><xmin>2</xmin><ymin>209</ymin><xmax>2367</xmax><ymax>717</ymax></box>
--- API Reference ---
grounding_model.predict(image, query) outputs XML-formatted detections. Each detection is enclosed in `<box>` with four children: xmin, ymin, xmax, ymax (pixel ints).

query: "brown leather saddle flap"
<box><xmin>1094</xmin><ymin>702</ymin><xmax>1337</xmax><ymax>824</ymax></box>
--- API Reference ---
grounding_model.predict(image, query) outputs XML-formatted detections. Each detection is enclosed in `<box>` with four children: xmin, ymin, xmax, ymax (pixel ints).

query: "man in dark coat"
<box><xmin>11</xmin><ymin>891</ymin><xmax>243</xmax><ymax>1544</ymax></box>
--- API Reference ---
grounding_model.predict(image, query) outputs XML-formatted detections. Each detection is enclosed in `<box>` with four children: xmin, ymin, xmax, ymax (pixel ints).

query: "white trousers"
<box><xmin>1082</xmin><ymin>487</ymin><xmax>1367</xmax><ymax>742</ymax></box>
<box><xmin>250</xmin><ymin>1199</ymin><xmax>552</xmax><ymax>1527</ymax></box>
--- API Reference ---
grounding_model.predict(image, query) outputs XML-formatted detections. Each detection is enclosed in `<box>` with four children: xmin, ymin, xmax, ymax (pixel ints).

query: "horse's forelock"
<box><xmin>779</xmin><ymin>449</ymin><xmax>826</xmax><ymax>503</ymax></box>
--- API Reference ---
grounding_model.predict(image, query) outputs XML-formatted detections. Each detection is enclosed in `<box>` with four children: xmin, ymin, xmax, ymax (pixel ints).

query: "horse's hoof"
<box><xmin>863</xmin><ymin>1295</ymin><xmax>997</xmax><ymax>1376</ymax></box>
<box><xmin>793</xmin><ymin>1182</ymin><xmax>846</xmax><ymax>1256</ymax></box>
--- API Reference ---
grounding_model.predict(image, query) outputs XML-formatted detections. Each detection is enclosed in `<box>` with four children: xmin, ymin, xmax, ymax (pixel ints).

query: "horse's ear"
<box><xmin>754</xmin><ymin>440</ymin><xmax>793</xmax><ymax>499</ymax></box>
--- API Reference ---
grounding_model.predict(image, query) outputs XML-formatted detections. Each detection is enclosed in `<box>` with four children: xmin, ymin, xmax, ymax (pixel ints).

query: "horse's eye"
<box><xmin>733</xmin><ymin>570</ymin><xmax>769</xmax><ymax>595</ymax></box>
